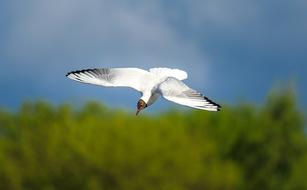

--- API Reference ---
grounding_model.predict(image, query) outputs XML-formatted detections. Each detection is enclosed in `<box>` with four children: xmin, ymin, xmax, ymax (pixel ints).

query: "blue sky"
<box><xmin>0</xmin><ymin>0</ymin><xmax>306</xmax><ymax>111</ymax></box>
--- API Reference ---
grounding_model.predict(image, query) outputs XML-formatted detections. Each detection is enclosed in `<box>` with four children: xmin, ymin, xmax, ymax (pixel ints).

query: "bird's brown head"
<box><xmin>136</xmin><ymin>99</ymin><xmax>147</xmax><ymax>115</ymax></box>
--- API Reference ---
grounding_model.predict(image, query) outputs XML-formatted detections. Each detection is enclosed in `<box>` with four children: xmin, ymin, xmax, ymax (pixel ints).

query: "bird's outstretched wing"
<box><xmin>149</xmin><ymin>68</ymin><xmax>188</xmax><ymax>80</ymax></box>
<box><xmin>158</xmin><ymin>77</ymin><xmax>221</xmax><ymax>111</ymax></box>
<box><xmin>66</xmin><ymin>68</ymin><xmax>151</xmax><ymax>92</ymax></box>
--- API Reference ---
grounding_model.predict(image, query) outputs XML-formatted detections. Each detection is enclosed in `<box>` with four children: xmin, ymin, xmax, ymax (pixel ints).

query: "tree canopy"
<box><xmin>0</xmin><ymin>88</ymin><xmax>306</xmax><ymax>190</ymax></box>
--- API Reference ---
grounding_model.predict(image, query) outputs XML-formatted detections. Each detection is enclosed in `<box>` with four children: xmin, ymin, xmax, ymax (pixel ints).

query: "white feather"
<box><xmin>158</xmin><ymin>77</ymin><xmax>220</xmax><ymax>111</ymax></box>
<box><xmin>66</xmin><ymin>68</ymin><xmax>151</xmax><ymax>92</ymax></box>
<box><xmin>149</xmin><ymin>67</ymin><xmax>188</xmax><ymax>81</ymax></box>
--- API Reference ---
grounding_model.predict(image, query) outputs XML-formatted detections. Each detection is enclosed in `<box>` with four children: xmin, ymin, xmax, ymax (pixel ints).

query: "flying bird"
<box><xmin>66</xmin><ymin>68</ymin><xmax>221</xmax><ymax>115</ymax></box>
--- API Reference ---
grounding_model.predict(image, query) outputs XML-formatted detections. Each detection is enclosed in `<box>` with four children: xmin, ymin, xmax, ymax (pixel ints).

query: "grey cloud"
<box><xmin>1</xmin><ymin>0</ymin><xmax>306</xmax><ymax>108</ymax></box>
<box><xmin>4</xmin><ymin>0</ymin><xmax>209</xmax><ymax>75</ymax></box>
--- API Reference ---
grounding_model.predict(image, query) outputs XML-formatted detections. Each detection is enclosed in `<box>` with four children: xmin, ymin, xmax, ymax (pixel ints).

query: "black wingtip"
<box><xmin>65</xmin><ymin>68</ymin><xmax>102</xmax><ymax>77</ymax></box>
<box><xmin>65</xmin><ymin>70</ymin><xmax>84</xmax><ymax>78</ymax></box>
<box><xmin>66</xmin><ymin>70</ymin><xmax>77</xmax><ymax>77</ymax></box>
<box><xmin>204</xmin><ymin>96</ymin><xmax>221</xmax><ymax>109</ymax></box>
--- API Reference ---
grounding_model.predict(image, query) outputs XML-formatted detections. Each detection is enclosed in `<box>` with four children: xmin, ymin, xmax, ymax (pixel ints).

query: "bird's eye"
<box><xmin>137</xmin><ymin>101</ymin><xmax>142</xmax><ymax>109</ymax></box>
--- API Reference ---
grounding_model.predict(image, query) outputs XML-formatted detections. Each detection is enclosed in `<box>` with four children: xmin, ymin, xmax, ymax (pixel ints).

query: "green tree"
<box><xmin>0</xmin><ymin>88</ymin><xmax>306</xmax><ymax>190</ymax></box>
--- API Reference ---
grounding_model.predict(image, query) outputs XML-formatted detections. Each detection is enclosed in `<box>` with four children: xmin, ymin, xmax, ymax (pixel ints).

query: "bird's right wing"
<box><xmin>158</xmin><ymin>77</ymin><xmax>221</xmax><ymax>111</ymax></box>
<box><xmin>66</xmin><ymin>68</ymin><xmax>151</xmax><ymax>92</ymax></box>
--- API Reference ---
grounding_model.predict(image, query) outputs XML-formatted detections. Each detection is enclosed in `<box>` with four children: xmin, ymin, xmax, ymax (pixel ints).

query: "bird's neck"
<box><xmin>140</xmin><ymin>92</ymin><xmax>151</xmax><ymax>104</ymax></box>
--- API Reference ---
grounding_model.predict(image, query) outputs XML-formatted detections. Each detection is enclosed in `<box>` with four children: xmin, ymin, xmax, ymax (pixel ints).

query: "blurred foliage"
<box><xmin>0</xmin><ymin>88</ymin><xmax>306</xmax><ymax>190</ymax></box>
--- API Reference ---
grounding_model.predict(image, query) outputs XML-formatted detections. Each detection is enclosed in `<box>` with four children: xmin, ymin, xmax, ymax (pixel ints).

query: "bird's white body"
<box><xmin>66</xmin><ymin>67</ymin><xmax>221</xmax><ymax>112</ymax></box>
<box><xmin>138</xmin><ymin>68</ymin><xmax>187</xmax><ymax>105</ymax></box>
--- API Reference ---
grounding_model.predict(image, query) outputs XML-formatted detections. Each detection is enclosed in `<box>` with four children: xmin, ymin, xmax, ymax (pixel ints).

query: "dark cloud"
<box><xmin>0</xmin><ymin>0</ymin><xmax>306</xmax><ymax>109</ymax></box>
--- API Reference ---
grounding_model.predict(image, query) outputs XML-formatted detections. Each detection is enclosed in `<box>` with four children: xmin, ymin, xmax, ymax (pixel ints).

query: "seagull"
<box><xmin>66</xmin><ymin>67</ymin><xmax>221</xmax><ymax>115</ymax></box>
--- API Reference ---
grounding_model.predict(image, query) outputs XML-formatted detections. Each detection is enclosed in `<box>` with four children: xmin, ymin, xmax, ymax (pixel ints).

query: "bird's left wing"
<box><xmin>158</xmin><ymin>77</ymin><xmax>221</xmax><ymax>111</ymax></box>
<box><xmin>149</xmin><ymin>68</ymin><xmax>188</xmax><ymax>80</ymax></box>
<box><xmin>66</xmin><ymin>68</ymin><xmax>151</xmax><ymax>92</ymax></box>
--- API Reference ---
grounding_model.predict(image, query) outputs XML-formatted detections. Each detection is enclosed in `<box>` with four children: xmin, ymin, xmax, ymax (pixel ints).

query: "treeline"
<box><xmin>0</xmin><ymin>89</ymin><xmax>306</xmax><ymax>190</ymax></box>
